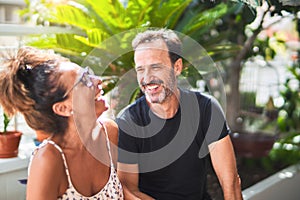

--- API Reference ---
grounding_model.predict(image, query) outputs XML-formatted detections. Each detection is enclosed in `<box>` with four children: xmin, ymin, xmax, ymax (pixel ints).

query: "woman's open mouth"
<box><xmin>95</xmin><ymin>93</ymin><xmax>104</xmax><ymax>101</ymax></box>
<box><xmin>95</xmin><ymin>85</ymin><xmax>104</xmax><ymax>102</ymax></box>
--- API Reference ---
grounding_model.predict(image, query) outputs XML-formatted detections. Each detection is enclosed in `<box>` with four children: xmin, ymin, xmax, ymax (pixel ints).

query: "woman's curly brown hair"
<box><xmin>0</xmin><ymin>46</ymin><xmax>70</xmax><ymax>135</ymax></box>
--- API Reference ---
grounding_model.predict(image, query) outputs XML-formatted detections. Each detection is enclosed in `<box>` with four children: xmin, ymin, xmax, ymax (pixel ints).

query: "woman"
<box><xmin>0</xmin><ymin>47</ymin><xmax>124</xmax><ymax>199</ymax></box>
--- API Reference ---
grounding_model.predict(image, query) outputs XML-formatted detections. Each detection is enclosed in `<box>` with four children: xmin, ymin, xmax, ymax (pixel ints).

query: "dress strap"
<box><xmin>99</xmin><ymin>121</ymin><xmax>115</xmax><ymax>168</ymax></box>
<box><xmin>35</xmin><ymin>140</ymin><xmax>73</xmax><ymax>187</ymax></box>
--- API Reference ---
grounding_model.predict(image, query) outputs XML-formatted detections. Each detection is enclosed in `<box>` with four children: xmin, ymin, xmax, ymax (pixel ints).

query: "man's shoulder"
<box><xmin>180</xmin><ymin>88</ymin><xmax>212</xmax><ymax>103</ymax></box>
<box><xmin>116</xmin><ymin>95</ymin><xmax>146</xmax><ymax>120</ymax></box>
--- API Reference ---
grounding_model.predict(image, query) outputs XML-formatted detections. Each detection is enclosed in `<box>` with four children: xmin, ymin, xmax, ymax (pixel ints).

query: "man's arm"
<box><xmin>209</xmin><ymin>135</ymin><xmax>243</xmax><ymax>200</ymax></box>
<box><xmin>117</xmin><ymin>163</ymin><xmax>155</xmax><ymax>200</ymax></box>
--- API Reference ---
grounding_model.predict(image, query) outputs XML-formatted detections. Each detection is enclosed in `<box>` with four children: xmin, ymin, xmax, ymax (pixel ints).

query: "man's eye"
<box><xmin>136</xmin><ymin>68</ymin><xmax>144</xmax><ymax>72</ymax></box>
<box><xmin>153</xmin><ymin>64</ymin><xmax>164</xmax><ymax>69</ymax></box>
<box><xmin>152</xmin><ymin>66</ymin><xmax>162</xmax><ymax>70</ymax></box>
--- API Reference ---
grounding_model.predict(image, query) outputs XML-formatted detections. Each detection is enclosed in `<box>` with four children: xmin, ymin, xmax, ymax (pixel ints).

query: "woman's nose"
<box><xmin>89</xmin><ymin>74</ymin><xmax>102</xmax><ymax>82</ymax></box>
<box><xmin>95</xmin><ymin>78</ymin><xmax>102</xmax><ymax>85</ymax></box>
<box><xmin>88</xmin><ymin>75</ymin><xmax>103</xmax><ymax>90</ymax></box>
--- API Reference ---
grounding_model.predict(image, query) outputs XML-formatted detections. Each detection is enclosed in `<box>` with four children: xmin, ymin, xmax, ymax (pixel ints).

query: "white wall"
<box><xmin>243</xmin><ymin>163</ymin><xmax>300</xmax><ymax>200</ymax></box>
<box><xmin>0</xmin><ymin>134</ymin><xmax>35</xmax><ymax>200</ymax></box>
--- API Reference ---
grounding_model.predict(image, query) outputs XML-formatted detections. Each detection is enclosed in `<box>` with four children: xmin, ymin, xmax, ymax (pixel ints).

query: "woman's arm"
<box><xmin>118</xmin><ymin>163</ymin><xmax>155</xmax><ymax>200</ymax></box>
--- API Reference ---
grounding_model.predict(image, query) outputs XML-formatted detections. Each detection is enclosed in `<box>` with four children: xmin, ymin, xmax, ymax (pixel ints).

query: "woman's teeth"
<box><xmin>95</xmin><ymin>94</ymin><xmax>103</xmax><ymax>101</ymax></box>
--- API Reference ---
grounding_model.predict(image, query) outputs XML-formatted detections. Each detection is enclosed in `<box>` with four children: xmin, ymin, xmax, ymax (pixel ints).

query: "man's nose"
<box><xmin>141</xmin><ymin>67</ymin><xmax>155</xmax><ymax>84</ymax></box>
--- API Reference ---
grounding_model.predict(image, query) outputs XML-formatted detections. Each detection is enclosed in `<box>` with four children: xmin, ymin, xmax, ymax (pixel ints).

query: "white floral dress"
<box><xmin>29</xmin><ymin>124</ymin><xmax>124</xmax><ymax>200</ymax></box>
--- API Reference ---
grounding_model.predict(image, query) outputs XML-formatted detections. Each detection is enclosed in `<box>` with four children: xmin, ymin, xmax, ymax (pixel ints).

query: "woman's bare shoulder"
<box><xmin>30</xmin><ymin>143</ymin><xmax>64</xmax><ymax>173</ymax></box>
<box><xmin>27</xmin><ymin>143</ymin><xmax>66</xmax><ymax>198</ymax></box>
<box><xmin>101</xmin><ymin>118</ymin><xmax>118</xmax><ymax>145</ymax></box>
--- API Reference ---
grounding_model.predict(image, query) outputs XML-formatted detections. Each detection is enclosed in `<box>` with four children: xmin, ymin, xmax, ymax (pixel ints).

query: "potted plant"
<box><xmin>0</xmin><ymin>112</ymin><xmax>22</xmax><ymax>158</ymax></box>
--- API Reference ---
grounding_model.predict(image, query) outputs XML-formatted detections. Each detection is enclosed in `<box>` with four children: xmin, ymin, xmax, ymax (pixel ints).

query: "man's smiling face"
<box><xmin>134</xmin><ymin>40</ymin><xmax>177</xmax><ymax>104</ymax></box>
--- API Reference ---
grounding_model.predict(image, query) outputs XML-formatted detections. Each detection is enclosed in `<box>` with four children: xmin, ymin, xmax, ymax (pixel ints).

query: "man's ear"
<box><xmin>174</xmin><ymin>58</ymin><xmax>183</xmax><ymax>76</ymax></box>
<box><xmin>52</xmin><ymin>102</ymin><xmax>72</xmax><ymax>117</ymax></box>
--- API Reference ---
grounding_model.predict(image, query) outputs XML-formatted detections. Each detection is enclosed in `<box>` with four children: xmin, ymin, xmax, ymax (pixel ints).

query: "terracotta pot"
<box><xmin>230</xmin><ymin>131</ymin><xmax>277</xmax><ymax>158</ymax></box>
<box><xmin>0</xmin><ymin>131</ymin><xmax>22</xmax><ymax>158</ymax></box>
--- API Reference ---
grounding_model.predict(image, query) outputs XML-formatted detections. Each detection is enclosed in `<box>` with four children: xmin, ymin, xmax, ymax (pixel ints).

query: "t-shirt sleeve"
<box><xmin>116</xmin><ymin>113</ymin><xmax>139</xmax><ymax>164</ymax></box>
<box><xmin>203</xmin><ymin>95</ymin><xmax>231</xmax><ymax>145</ymax></box>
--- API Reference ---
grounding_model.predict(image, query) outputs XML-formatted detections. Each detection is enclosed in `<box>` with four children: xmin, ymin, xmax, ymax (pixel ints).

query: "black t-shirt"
<box><xmin>117</xmin><ymin>89</ymin><xmax>230</xmax><ymax>200</ymax></box>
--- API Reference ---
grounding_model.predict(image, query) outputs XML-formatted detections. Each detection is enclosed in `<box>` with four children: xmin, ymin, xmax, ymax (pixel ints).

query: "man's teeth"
<box><xmin>146</xmin><ymin>84</ymin><xmax>159</xmax><ymax>90</ymax></box>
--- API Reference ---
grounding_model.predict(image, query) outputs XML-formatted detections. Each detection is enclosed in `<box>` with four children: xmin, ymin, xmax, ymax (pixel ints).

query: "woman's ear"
<box><xmin>174</xmin><ymin>58</ymin><xmax>183</xmax><ymax>76</ymax></box>
<box><xmin>52</xmin><ymin>102</ymin><xmax>73</xmax><ymax>117</ymax></box>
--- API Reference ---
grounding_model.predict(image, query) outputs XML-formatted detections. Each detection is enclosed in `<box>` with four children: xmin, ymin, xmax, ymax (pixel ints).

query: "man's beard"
<box><xmin>141</xmin><ymin>69</ymin><xmax>177</xmax><ymax>104</ymax></box>
<box><xmin>144</xmin><ymin>85</ymin><xmax>173</xmax><ymax>104</ymax></box>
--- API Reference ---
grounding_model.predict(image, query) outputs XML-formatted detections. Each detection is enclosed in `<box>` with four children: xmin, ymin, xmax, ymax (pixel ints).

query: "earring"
<box><xmin>70</xmin><ymin>110</ymin><xmax>74</xmax><ymax>115</ymax></box>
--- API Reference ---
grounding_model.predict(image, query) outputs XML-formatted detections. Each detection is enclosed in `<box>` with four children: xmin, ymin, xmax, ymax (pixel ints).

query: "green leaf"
<box><xmin>85</xmin><ymin>28</ymin><xmax>110</xmax><ymax>47</ymax></box>
<box><xmin>147</xmin><ymin>0</ymin><xmax>192</xmax><ymax>28</ymax></box>
<box><xmin>86</xmin><ymin>0</ymin><xmax>126</xmax><ymax>31</ymax></box>
<box><xmin>181</xmin><ymin>3</ymin><xmax>228</xmax><ymax>36</ymax></box>
<box><xmin>125</xmin><ymin>0</ymin><xmax>155</xmax><ymax>28</ymax></box>
<box><xmin>47</xmin><ymin>4</ymin><xmax>96</xmax><ymax>30</ymax></box>
<box><xmin>3</xmin><ymin>113</ymin><xmax>10</xmax><ymax>133</ymax></box>
<box><xmin>129</xmin><ymin>87</ymin><xmax>142</xmax><ymax>104</ymax></box>
<box><xmin>167</xmin><ymin>0</ymin><xmax>193</xmax><ymax>29</ymax></box>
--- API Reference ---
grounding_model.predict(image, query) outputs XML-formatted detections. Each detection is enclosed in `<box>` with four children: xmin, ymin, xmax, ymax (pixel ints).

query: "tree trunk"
<box><xmin>227</xmin><ymin>59</ymin><xmax>242</xmax><ymax>132</ymax></box>
<box><xmin>227</xmin><ymin>29</ymin><xmax>262</xmax><ymax>132</ymax></box>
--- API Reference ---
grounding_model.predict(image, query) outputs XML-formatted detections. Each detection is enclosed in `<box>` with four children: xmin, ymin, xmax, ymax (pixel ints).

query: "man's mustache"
<box><xmin>141</xmin><ymin>79</ymin><xmax>164</xmax><ymax>87</ymax></box>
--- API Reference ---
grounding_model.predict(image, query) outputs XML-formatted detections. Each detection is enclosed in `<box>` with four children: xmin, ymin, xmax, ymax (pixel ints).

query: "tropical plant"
<box><xmin>0</xmin><ymin>110</ymin><xmax>23</xmax><ymax>158</ymax></box>
<box><xmin>1</xmin><ymin>112</ymin><xmax>11</xmax><ymax>134</ymax></box>
<box><xmin>270</xmin><ymin>60</ymin><xmax>300</xmax><ymax>166</ymax></box>
<box><xmin>20</xmin><ymin>0</ymin><xmax>242</xmax><ymax>92</ymax></box>
<box><xmin>19</xmin><ymin>0</ymin><xmax>249</xmax><ymax>115</ymax></box>
<box><xmin>20</xmin><ymin>0</ymin><xmax>300</xmax><ymax>130</ymax></box>
<box><xmin>277</xmin><ymin>63</ymin><xmax>300</xmax><ymax>133</ymax></box>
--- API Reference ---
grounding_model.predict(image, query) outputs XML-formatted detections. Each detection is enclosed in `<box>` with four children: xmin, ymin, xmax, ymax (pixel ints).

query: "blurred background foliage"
<box><xmin>20</xmin><ymin>0</ymin><xmax>242</xmax><ymax>94</ymax></box>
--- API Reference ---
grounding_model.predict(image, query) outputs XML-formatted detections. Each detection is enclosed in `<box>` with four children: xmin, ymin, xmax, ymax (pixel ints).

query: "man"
<box><xmin>116</xmin><ymin>28</ymin><xmax>242</xmax><ymax>200</ymax></box>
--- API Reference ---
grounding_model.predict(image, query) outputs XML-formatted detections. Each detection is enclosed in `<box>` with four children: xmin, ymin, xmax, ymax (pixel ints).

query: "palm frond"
<box><xmin>180</xmin><ymin>3</ymin><xmax>228</xmax><ymax>36</ymax></box>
